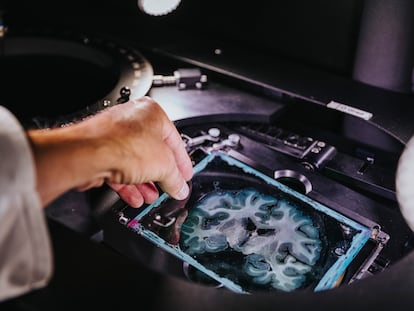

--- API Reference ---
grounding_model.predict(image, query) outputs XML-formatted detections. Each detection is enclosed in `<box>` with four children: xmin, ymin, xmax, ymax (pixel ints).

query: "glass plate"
<box><xmin>127</xmin><ymin>151</ymin><xmax>373</xmax><ymax>294</ymax></box>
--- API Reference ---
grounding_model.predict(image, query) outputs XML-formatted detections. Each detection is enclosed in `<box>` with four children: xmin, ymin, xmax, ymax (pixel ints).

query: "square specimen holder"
<box><xmin>125</xmin><ymin>151</ymin><xmax>383</xmax><ymax>294</ymax></box>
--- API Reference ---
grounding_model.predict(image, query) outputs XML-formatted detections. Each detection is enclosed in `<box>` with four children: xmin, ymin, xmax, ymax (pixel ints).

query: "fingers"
<box><xmin>107</xmin><ymin>97</ymin><xmax>193</xmax><ymax>206</ymax></box>
<box><xmin>135</xmin><ymin>182</ymin><xmax>159</xmax><ymax>203</ymax></box>
<box><xmin>157</xmin><ymin>120</ymin><xmax>193</xmax><ymax>200</ymax></box>
<box><xmin>157</xmin><ymin>161</ymin><xmax>190</xmax><ymax>201</ymax></box>
<box><xmin>108</xmin><ymin>182</ymin><xmax>159</xmax><ymax>208</ymax></box>
<box><xmin>164</xmin><ymin>129</ymin><xmax>193</xmax><ymax>181</ymax></box>
<box><xmin>108</xmin><ymin>183</ymin><xmax>144</xmax><ymax>207</ymax></box>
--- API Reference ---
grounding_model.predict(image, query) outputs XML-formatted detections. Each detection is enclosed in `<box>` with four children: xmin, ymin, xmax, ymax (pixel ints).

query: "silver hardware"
<box><xmin>153</xmin><ymin>214</ymin><xmax>176</xmax><ymax>228</ymax></box>
<box><xmin>210</xmin><ymin>134</ymin><xmax>241</xmax><ymax>151</ymax></box>
<box><xmin>118</xmin><ymin>212</ymin><xmax>129</xmax><ymax>225</ymax></box>
<box><xmin>181</xmin><ymin>128</ymin><xmax>221</xmax><ymax>150</ymax></box>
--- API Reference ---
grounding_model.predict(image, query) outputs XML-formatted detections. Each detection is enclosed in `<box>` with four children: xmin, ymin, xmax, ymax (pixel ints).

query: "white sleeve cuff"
<box><xmin>0</xmin><ymin>106</ymin><xmax>53</xmax><ymax>302</ymax></box>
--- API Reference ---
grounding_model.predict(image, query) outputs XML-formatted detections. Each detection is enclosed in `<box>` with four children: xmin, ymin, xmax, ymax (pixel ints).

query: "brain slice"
<box><xmin>180</xmin><ymin>188</ymin><xmax>322</xmax><ymax>291</ymax></box>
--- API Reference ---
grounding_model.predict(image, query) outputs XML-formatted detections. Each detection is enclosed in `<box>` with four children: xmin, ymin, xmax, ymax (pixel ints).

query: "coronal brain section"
<box><xmin>180</xmin><ymin>188</ymin><xmax>322</xmax><ymax>291</ymax></box>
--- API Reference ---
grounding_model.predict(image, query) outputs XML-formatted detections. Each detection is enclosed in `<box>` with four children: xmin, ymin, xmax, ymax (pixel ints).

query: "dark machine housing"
<box><xmin>1</xmin><ymin>1</ymin><xmax>414</xmax><ymax>310</ymax></box>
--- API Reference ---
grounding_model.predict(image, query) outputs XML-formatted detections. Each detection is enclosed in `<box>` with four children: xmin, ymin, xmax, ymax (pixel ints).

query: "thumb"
<box><xmin>158</xmin><ymin>165</ymin><xmax>190</xmax><ymax>201</ymax></box>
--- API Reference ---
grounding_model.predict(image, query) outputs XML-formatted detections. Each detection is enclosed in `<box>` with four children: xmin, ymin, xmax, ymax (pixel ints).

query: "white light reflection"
<box><xmin>138</xmin><ymin>0</ymin><xmax>181</xmax><ymax>16</ymax></box>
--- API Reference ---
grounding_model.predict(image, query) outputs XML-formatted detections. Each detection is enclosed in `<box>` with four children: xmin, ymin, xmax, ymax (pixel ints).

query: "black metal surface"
<box><xmin>2</xmin><ymin>215</ymin><xmax>414</xmax><ymax>311</ymax></box>
<box><xmin>0</xmin><ymin>30</ymin><xmax>153</xmax><ymax>128</ymax></box>
<box><xmin>2</xmin><ymin>1</ymin><xmax>414</xmax><ymax>310</ymax></box>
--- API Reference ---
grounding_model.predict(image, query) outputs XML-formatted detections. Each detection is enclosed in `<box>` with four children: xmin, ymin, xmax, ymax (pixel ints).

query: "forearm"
<box><xmin>26</xmin><ymin>97</ymin><xmax>193</xmax><ymax>207</ymax></box>
<box><xmin>27</xmin><ymin>125</ymin><xmax>111</xmax><ymax>207</ymax></box>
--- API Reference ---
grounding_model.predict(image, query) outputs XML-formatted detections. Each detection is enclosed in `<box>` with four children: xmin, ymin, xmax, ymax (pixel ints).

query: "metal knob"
<box><xmin>181</xmin><ymin>128</ymin><xmax>221</xmax><ymax>150</ymax></box>
<box><xmin>211</xmin><ymin>134</ymin><xmax>241</xmax><ymax>151</ymax></box>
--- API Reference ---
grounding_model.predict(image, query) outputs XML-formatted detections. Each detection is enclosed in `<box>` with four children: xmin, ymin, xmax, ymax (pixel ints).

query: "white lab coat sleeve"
<box><xmin>0</xmin><ymin>106</ymin><xmax>53</xmax><ymax>302</ymax></box>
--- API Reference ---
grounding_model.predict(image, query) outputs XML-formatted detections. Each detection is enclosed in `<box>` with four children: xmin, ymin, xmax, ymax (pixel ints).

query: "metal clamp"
<box><xmin>208</xmin><ymin>134</ymin><xmax>241</xmax><ymax>151</ymax></box>
<box><xmin>181</xmin><ymin>128</ymin><xmax>221</xmax><ymax>151</ymax></box>
<box><xmin>118</xmin><ymin>212</ymin><xmax>130</xmax><ymax>225</ymax></box>
<box><xmin>153</xmin><ymin>213</ymin><xmax>176</xmax><ymax>228</ymax></box>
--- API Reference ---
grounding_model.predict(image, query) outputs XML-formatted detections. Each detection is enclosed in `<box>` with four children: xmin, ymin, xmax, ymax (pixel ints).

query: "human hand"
<box><xmin>28</xmin><ymin>96</ymin><xmax>193</xmax><ymax>208</ymax></box>
<box><xmin>107</xmin><ymin>182</ymin><xmax>159</xmax><ymax>208</ymax></box>
<box><xmin>80</xmin><ymin>96</ymin><xmax>194</xmax><ymax>207</ymax></box>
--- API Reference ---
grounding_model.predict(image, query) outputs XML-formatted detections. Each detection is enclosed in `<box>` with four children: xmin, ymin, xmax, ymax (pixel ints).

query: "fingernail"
<box><xmin>130</xmin><ymin>197</ymin><xmax>143</xmax><ymax>208</ymax></box>
<box><xmin>176</xmin><ymin>182</ymin><xmax>190</xmax><ymax>200</ymax></box>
